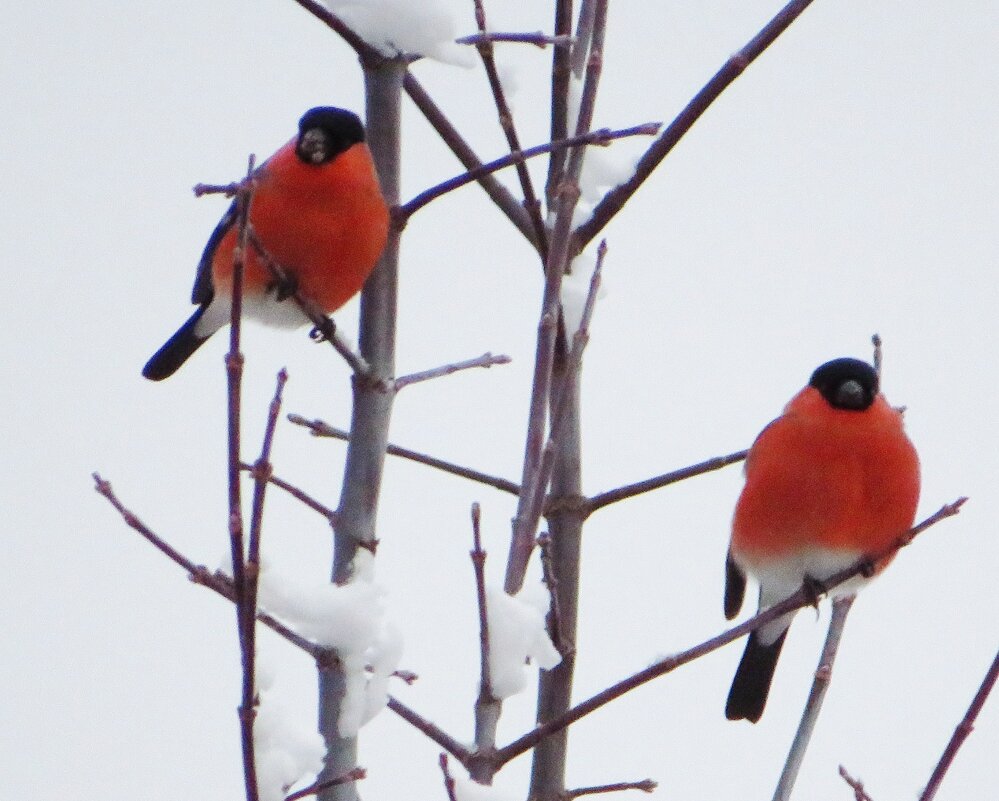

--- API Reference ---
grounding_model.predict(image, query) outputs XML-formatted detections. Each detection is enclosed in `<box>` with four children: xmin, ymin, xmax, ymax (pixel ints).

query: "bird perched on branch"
<box><xmin>143</xmin><ymin>106</ymin><xmax>389</xmax><ymax>380</ymax></box>
<box><xmin>724</xmin><ymin>357</ymin><xmax>920</xmax><ymax>722</ymax></box>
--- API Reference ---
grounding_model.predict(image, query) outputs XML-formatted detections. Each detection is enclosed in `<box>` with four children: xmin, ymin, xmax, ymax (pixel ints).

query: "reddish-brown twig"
<box><xmin>399</xmin><ymin>123</ymin><xmax>659</xmax><ymax>220</ymax></box>
<box><xmin>574</xmin><ymin>0</ymin><xmax>818</xmax><ymax>250</ymax></box>
<box><xmin>585</xmin><ymin>449</ymin><xmax>749</xmax><ymax>514</ymax></box>
<box><xmin>287</xmin><ymin>415</ymin><xmax>521</xmax><ymax>495</ymax></box>
<box><xmin>522</xmin><ymin>240</ymin><xmax>605</xmax><ymax>541</ymax></box>
<box><xmin>240</xmin><ymin>462</ymin><xmax>337</xmax><ymax>525</ymax></box>
<box><xmin>393</xmin><ymin>352</ymin><xmax>511</xmax><ymax>391</ymax></box>
<box><xmin>496</xmin><ymin>499</ymin><xmax>966</xmax><ymax>765</ymax></box>
<box><xmin>565</xmin><ymin>779</ymin><xmax>658</xmax><ymax>798</ymax></box>
<box><xmin>919</xmin><ymin>646</ymin><xmax>999</xmax><ymax>801</ymax></box>
<box><xmin>92</xmin><ymin>472</ymin><xmax>325</xmax><ymax>659</ymax></box>
<box><xmin>385</xmin><ymin>697</ymin><xmax>472</xmax><ymax>765</ymax></box>
<box><xmin>472</xmin><ymin>0</ymin><xmax>549</xmax><ymax>260</ymax></box>
<box><xmin>506</xmin><ymin>0</ymin><xmax>608</xmax><ymax>596</ymax></box>
<box><xmin>284</xmin><ymin>767</ymin><xmax>366</xmax><ymax>801</ymax></box>
<box><xmin>839</xmin><ymin>766</ymin><xmax>875</xmax><ymax>801</ymax></box>
<box><xmin>470</xmin><ymin>503</ymin><xmax>499</xmax><ymax>761</ymax></box>
<box><xmin>403</xmin><ymin>72</ymin><xmax>538</xmax><ymax>246</ymax></box>
<box><xmin>439</xmin><ymin>754</ymin><xmax>460</xmax><ymax>801</ymax></box>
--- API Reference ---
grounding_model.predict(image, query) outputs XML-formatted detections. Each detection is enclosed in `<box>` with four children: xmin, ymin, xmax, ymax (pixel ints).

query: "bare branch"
<box><xmin>402</xmin><ymin>73</ymin><xmax>538</xmax><ymax>247</ymax></box>
<box><xmin>472</xmin><ymin>0</ymin><xmax>550</xmax><ymax>260</ymax></box>
<box><xmin>586</xmin><ymin>449</ymin><xmax>748</xmax><ymax>514</ymax></box>
<box><xmin>838</xmin><ymin>766</ymin><xmax>875</xmax><ymax>801</ymax></box>
<box><xmin>385</xmin><ymin>697</ymin><xmax>472</xmax><ymax>765</ymax></box>
<box><xmin>546</xmin><ymin>0</ymin><xmax>575</xmax><ymax>203</ymax></box>
<box><xmin>506</xmin><ymin>0</ymin><xmax>608</xmax><ymax>595</ymax></box>
<box><xmin>496</xmin><ymin>499</ymin><xmax>966</xmax><ymax>765</ymax></box>
<box><xmin>919</xmin><ymin>646</ymin><xmax>999</xmax><ymax>801</ymax></box>
<box><xmin>241</xmin><ymin>462</ymin><xmax>338</xmax><ymax>525</ymax></box>
<box><xmin>393</xmin><ymin>352</ymin><xmax>511</xmax><ymax>391</ymax></box>
<box><xmin>285</xmin><ymin>768</ymin><xmax>366</xmax><ymax>801</ymax></box>
<box><xmin>288</xmin><ymin>415</ymin><xmax>521</xmax><ymax>495</ymax></box>
<box><xmin>574</xmin><ymin>0</ymin><xmax>818</xmax><ymax>250</ymax></box>
<box><xmin>565</xmin><ymin>779</ymin><xmax>658</xmax><ymax>798</ymax></box>
<box><xmin>439</xmin><ymin>754</ymin><xmax>460</xmax><ymax>801</ymax></box>
<box><xmin>92</xmin><ymin>473</ymin><xmax>326</xmax><ymax>658</ymax></box>
<box><xmin>399</xmin><ymin>123</ymin><xmax>659</xmax><ymax>219</ymax></box>
<box><xmin>245</xmin><ymin>231</ymin><xmax>374</xmax><ymax>381</ymax></box>
<box><xmin>522</xmin><ymin>241</ymin><xmax>606</xmax><ymax>538</ymax></box>
<box><xmin>872</xmin><ymin>333</ymin><xmax>883</xmax><ymax>377</ymax></box>
<box><xmin>772</xmin><ymin>595</ymin><xmax>856</xmax><ymax>801</ymax></box>
<box><xmin>470</xmin><ymin>503</ymin><xmax>499</xmax><ymax>760</ymax></box>
<box><xmin>457</xmin><ymin>31</ymin><xmax>575</xmax><ymax>49</ymax></box>
<box><xmin>289</xmin><ymin>0</ymin><xmax>385</xmax><ymax>66</ymax></box>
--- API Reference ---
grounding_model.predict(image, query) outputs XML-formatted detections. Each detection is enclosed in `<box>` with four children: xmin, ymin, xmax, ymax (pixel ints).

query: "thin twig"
<box><xmin>505</xmin><ymin>0</ymin><xmax>608</xmax><ymax>595</ymax></box>
<box><xmin>284</xmin><ymin>767</ymin><xmax>367</xmax><ymax>801</ymax></box>
<box><xmin>439</xmin><ymin>754</ymin><xmax>460</xmax><ymax>801</ymax></box>
<box><xmin>472</xmin><ymin>0</ymin><xmax>549</xmax><ymax>260</ymax></box>
<box><xmin>919</xmin><ymin>646</ymin><xmax>999</xmax><ymax>801</ymax></box>
<box><xmin>226</xmin><ymin>154</ymin><xmax>260</xmax><ymax>801</ymax></box>
<box><xmin>393</xmin><ymin>352</ymin><xmax>511</xmax><ymax>391</ymax></box>
<box><xmin>772</xmin><ymin>595</ymin><xmax>856</xmax><ymax>801</ymax></box>
<box><xmin>872</xmin><ymin>333</ymin><xmax>883</xmax><ymax>378</ymax></box>
<box><xmin>240</xmin><ymin>462</ymin><xmax>338</xmax><ymax>525</ymax></box>
<box><xmin>586</xmin><ymin>449</ymin><xmax>749</xmax><ymax>513</ymax></box>
<box><xmin>470</xmin><ymin>503</ymin><xmax>498</xmax><ymax>756</ymax></box>
<box><xmin>400</xmin><ymin>123</ymin><xmax>659</xmax><ymax>219</ymax></box>
<box><xmin>402</xmin><ymin>73</ymin><xmax>538</xmax><ymax>247</ymax></box>
<box><xmin>456</xmin><ymin>31</ymin><xmax>575</xmax><ymax>48</ymax></box>
<box><xmin>288</xmin><ymin>415</ymin><xmax>521</xmax><ymax>495</ymax></box>
<box><xmin>574</xmin><ymin>0</ymin><xmax>818</xmax><ymax>250</ymax></box>
<box><xmin>839</xmin><ymin>766</ymin><xmax>875</xmax><ymax>801</ymax></box>
<box><xmin>385</xmin><ymin>697</ymin><xmax>472</xmax><ymax>764</ymax></box>
<box><xmin>496</xmin><ymin>499</ymin><xmax>966</xmax><ymax>765</ymax></box>
<box><xmin>565</xmin><ymin>779</ymin><xmax>658</xmax><ymax>798</ymax></box>
<box><xmin>546</xmin><ymin>0</ymin><xmax>575</xmax><ymax>204</ymax></box>
<box><xmin>289</xmin><ymin>0</ymin><xmax>385</xmax><ymax>65</ymax></box>
<box><xmin>245</xmin><ymin>231</ymin><xmax>374</xmax><ymax>380</ymax></box>
<box><xmin>241</xmin><ymin>370</ymin><xmax>289</xmax><ymax>790</ymax></box>
<box><xmin>92</xmin><ymin>473</ymin><xmax>326</xmax><ymax>658</ymax></box>
<box><xmin>522</xmin><ymin>240</ymin><xmax>605</xmax><ymax>537</ymax></box>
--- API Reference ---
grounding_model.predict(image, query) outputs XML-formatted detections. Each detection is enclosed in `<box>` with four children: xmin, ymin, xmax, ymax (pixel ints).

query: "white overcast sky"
<box><xmin>1</xmin><ymin>1</ymin><xmax>997</xmax><ymax>800</ymax></box>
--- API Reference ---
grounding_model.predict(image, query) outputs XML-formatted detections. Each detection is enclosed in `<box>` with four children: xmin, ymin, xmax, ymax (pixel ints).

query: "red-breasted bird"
<box><xmin>724</xmin><ymin>357</ymin><xmax>920</xmax><ymax>722</ymax></box>
<box><xmin>142</xmin><ymin>107</ymin><xmax>389</xmax><ymax>381</ymax></box>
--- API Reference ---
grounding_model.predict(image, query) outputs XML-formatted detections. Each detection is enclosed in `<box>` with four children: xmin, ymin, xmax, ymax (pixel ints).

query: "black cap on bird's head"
<box><xmin>296</xmin><ymin>107</ymin><xmax>365</xmax><ymax>165</ymax></box>
<box><xmin>809</xmin><ymin>357</ymin><xmax>879</xmax><ymax>411</ymax></box>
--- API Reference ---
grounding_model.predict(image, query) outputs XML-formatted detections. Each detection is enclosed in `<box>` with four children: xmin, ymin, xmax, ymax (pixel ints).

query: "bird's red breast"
<box><xmin>731</xmin><ymin>386</ymin><xmax>921</xmax><ymax>575</ymax></box>
<box><xmin>210</xmin><ymin>140</ymin><xmax>389</xmax><ymax>313</ymax></box>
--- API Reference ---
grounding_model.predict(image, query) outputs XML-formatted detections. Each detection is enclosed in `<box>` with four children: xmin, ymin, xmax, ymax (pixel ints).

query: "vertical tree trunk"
<box><xmin>318</xmin><ymin>58</ymin><xmax>405</xmax><ymax>801</ymax></box>
<box><xmin>530</xmin><ymin>362</ymin><xmax>584</xmax><ymax>801</ymax></box>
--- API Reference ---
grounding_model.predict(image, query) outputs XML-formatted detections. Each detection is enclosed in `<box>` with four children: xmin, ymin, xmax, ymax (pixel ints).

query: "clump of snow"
<box><xmin>486</xmin><ymin>585</ymin><xmax>561</xmax><ymax>699</ymax></box>
<box><xmin>257</xmin><ymin>560</ymin><xmax>400</xmax><ymax>736</ymax></box>
<box><xmin>560</xmin><ymin>247</ymin><xmax>607</xmax><ymax>338</ymax></box>
<box><xmin>325</xmin><ymin>0</ymin><xmax>476</xmax><ymax>66</ymax></box>
<box><xmin>254</xmin><ymin>687</ymin><xmax>326</xmax><ymax>801</ymax></box>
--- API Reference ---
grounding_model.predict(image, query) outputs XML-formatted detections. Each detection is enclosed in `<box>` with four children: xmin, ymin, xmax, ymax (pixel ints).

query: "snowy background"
<box><xmin>2</xmin><ymin>1</ymin><xmax>997</xmax><ymax>799</ymax></box>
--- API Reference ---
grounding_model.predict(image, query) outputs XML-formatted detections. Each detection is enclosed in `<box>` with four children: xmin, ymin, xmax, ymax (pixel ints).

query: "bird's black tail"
<box><xmin>142</xmin><ymin>307</ymin><xmax>210</xmax><ymax>381</ymax></box>
<box><xmin>725</xmin><ymin>629</ymin><xmax>788</xmax><ymax>723</ymax></box>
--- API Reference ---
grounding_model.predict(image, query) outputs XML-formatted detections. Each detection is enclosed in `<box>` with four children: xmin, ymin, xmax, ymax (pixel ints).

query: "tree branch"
<box><xmin>772</xmin><ymin>595</ymin><xmax>856</xmax><ymax>801</ymax></box>
<box><xmin>496</xmin><ymin>499</ymin><xmax>966</xmax><ymax>765</ymax></box>
<box><xmin>574</xmin><ymin>0</ymin><xmax>818</xmax><ymax>250</ymax></box>
<box><xmin>393</xmin><ymin>352</ymin><xmax>511</xmax><ymax>391</ymax></box>
<box><xmin>288</xmin><ymin>415</ymin><xmax>521</xmax><ymax>495</ymax></box>
<box><xmin>586</xmin><ymin>449</ymin><xmax>749</xmax><ymax>514</ymax></box>
<box><xmin>399</xmin><ymin>123</ymin><xmax>659</xmax><ymax>221</ymax></box>
<box><xmin>919</xmin><ymin>646</ymin><xmax>999</xmax><ymax>801</ymax></box>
